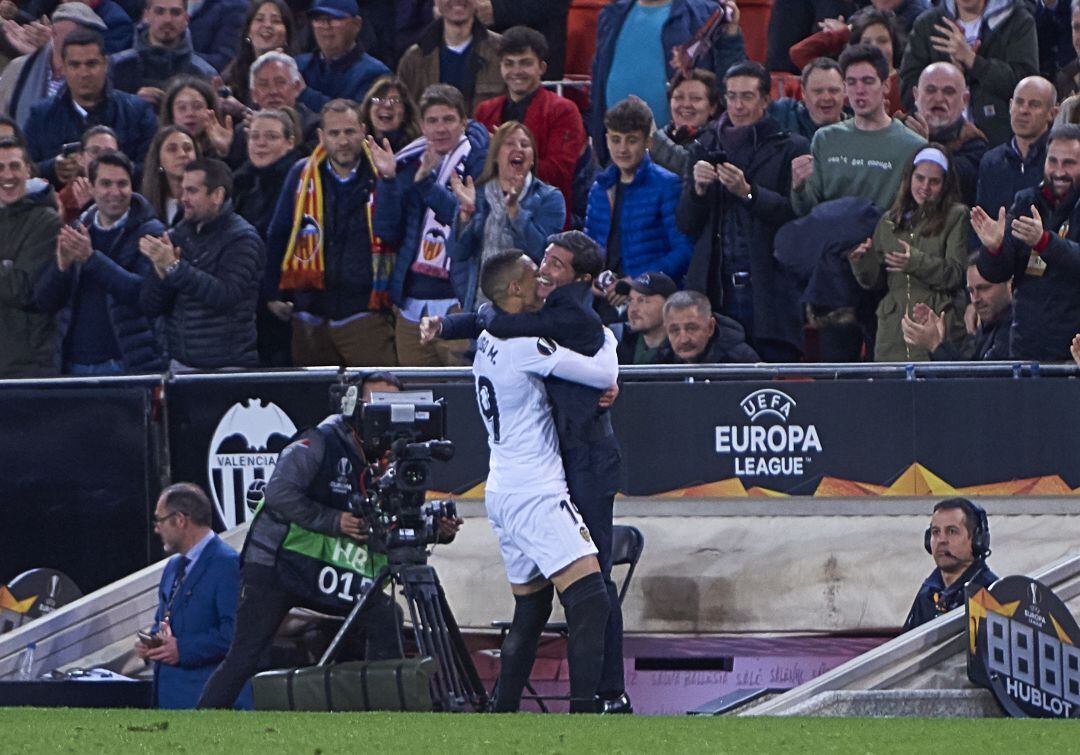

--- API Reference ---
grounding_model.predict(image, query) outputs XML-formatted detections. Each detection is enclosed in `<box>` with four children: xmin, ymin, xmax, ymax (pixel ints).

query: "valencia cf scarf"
<box><xmin>280</xmin><ymin>143</ymin><xmax>328</xmax><ymax>290</ymax></box>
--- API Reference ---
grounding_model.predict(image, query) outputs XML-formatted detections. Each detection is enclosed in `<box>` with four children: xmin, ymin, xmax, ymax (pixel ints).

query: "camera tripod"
<box><xmin>317</xmin><ymin>546</ymin><xmax>488</xmax><ymax>712</ymax></box>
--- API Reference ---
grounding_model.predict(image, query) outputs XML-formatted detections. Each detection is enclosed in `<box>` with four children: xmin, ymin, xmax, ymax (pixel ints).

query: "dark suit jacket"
<box><xmin>153</xmin><ymin>535</ymin><xmax>251</xmax><ymax>709</ymax></box>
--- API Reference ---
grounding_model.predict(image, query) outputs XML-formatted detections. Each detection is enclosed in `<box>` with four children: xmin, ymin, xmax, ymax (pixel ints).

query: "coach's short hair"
<box><xmin>663</xmin><ymin>290</ymin><xmax>712</xmax><ymax>320</ymax></box>
<box><xmin>160</xmin><ymin>482</ymin><xmax>213</xmax><ymax>527</ymax></box>
<box><xmin>545</xmin><ymin>230</ymin><xmax>604</xmax><ymax>279</ymax></box>
<box><xmin>480</xmin><ymin>250</ymin><xmax>528</xmax><ymax>304</ymax></box>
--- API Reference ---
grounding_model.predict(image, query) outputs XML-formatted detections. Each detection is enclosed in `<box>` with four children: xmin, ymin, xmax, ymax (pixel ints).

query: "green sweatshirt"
<box><xmin>791</xmin><ymin>118</ymin><xmax>926</xmax><ymax>216</ymax></box>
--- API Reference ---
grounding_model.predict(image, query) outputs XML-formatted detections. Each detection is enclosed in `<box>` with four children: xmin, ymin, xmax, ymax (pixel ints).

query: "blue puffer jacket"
<box><xmin>32</xmin><ymin>193</ymin><xmax>166</xmax><ymax>372</ymax></box>
<box><xmin>188</xmin><ymin>0</ymin><xmax>247</xmax><ymax>71</ymax></box>
<box><xmin>584</xmin><ymin>153</ymin><xmax>694</xmax><ymax>281</ymax></box>
<box><xmin>296</xmin><ymin>43</ymin><xmax>390</xmax><ymax>112</ymax></box>
<box><xmin>373</xmin><ymin>121</ymin><xmax>489</xmax><ymax>306</ymax></box>
<box><xmin>590</xmin><ymin>0</ymin><xmax>745</xmax><ymax>163</ymax></box>
<box><xmin>24</xmin><ymin>85</ymin><xmax>157</xmax><ymax>186</ymax></box>
<box><xmin>447</xmin><ymin>175</ymin><xmax>566</xmax><ymax>312</ymax></box>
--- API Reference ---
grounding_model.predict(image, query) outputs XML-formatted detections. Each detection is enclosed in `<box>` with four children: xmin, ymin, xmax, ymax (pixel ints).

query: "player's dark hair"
<box><xmin>545</xmin><ymin>230</ymin><xmax>603</xmax><ymax>279</ymax></box>
<box><xmin>480</xmin><ymin>249</ymin><xmax>529</xmax><ymax>304</ymax></box>
<box><xmin>160</xmin><ymin>482</ymin><xmax>213</xmax><ymax>527</ymax></box>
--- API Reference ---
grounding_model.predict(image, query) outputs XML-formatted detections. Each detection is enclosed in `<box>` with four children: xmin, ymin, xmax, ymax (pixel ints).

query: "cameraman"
<box><xmin>677</xmin><ymin>60</ymin><xmax>809</xmax><ymax>363</ymax></box>
<box><xmin>197</xmin><ymin>372</ymin><xmax>462</xmax><ymax>709</ymax></box>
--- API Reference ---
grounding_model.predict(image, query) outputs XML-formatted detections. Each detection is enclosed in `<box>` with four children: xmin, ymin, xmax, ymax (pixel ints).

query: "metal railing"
<box><xmin>0</xmin><ymin>361</ymin><xmax>1075</xmax><ymax>389</ymax></box>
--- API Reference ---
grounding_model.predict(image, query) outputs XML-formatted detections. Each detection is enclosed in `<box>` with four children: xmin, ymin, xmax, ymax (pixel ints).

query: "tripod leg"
<box><xmin>399</xmin><ymin>565</ymin><xmax>488</xmax><ymax>711</ymax></box>
<box><xmin>317</xmin><ymin>566</ymin><xmax>393</xmax><ymax>667</ymax></box>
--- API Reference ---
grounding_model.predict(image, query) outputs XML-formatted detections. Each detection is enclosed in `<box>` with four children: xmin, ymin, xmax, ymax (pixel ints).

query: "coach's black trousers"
<box><xmin>564</xmin><ymin>438</ymin><xmax>624</xmax><ymax>698</ymax></box>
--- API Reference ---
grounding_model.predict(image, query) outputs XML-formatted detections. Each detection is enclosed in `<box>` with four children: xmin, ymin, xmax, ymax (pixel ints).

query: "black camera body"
<box><xmin>353</xmin><ymin>400</ymin><xmax>455</xmax><ymax>555</ymax></box>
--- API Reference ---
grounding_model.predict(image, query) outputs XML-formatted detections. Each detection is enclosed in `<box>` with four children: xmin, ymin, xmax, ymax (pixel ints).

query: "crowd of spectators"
<box><xmin>3</xmin><ymin>0</ymin><xmax>1080</xmax><ymax>377</ymax></box>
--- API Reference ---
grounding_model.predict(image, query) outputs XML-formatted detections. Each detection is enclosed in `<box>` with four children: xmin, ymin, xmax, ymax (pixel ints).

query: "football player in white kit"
<box><xmin>472</xmin><ymin>250</ymin><xmax>619</xmax><ymax>713</ymax></box>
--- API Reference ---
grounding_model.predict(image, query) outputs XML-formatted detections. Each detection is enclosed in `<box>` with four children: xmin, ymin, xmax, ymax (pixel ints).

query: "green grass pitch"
<box><xmin>0</xmin><ymin>709</ymin><xmax>1075</xmax><ymax>753</ymax></box>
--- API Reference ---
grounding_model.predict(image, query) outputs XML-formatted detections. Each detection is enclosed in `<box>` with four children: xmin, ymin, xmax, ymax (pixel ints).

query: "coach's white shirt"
<box><xmin>472</xmin><ymin>328</ymin><xmax>618</xmax><ymax>495</ymax></box>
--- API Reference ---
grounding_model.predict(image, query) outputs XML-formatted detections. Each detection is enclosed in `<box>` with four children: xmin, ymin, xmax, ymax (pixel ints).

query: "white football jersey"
<box><xmin>472</xmin><ymin>329</ymin><xmax>618</xmax><ymax>495</ymax></box>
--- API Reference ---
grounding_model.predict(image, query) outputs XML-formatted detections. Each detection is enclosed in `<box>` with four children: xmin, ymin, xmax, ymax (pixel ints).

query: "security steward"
<box><xmin>197</xmin><ymin>372</ymin><xmax>462</xmax><ymax>708</ymax></box>
<box><xmin>903</xmin><ymin>497</ymin><xmax>998</xmax><ymax>631</ymax></box>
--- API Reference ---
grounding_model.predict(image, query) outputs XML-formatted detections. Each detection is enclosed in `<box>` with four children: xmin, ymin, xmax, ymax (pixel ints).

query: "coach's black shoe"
<box><xmin>599</xmin><ymin>692</ymin><xmax>633</xmax><ymax>714</ymax></box>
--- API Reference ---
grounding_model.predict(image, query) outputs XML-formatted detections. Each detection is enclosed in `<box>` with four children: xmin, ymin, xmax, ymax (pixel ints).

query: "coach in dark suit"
<box><xmin>136</xmin><ymin>483</ymin><xmax>252</xmax><ymax>709</ymax></box>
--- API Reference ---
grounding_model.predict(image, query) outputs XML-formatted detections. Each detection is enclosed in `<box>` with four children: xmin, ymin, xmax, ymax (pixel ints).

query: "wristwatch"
<box><xmin>164</xmin><ymin>260</ymin><xmax>181</xmax><ymax>276</ymax></box>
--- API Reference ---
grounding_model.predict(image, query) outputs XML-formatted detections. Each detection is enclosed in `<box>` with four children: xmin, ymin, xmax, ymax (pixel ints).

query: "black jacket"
<box><xmin>33</xmin><ymin>194</ymin><xmax>166</xmax><ymax>372</ymax></box>
<box><xmin>774</xmin><ymin>197</ymin><xmax>882</xmax><ymax>311</ymax></box>
<box><xmin>903</xmin><ymin>560</ymin><xmax>998</xmax><ymax>631</ymax></box>
<box><xmin>678</xmin><ymin>115</ymin><xmax>809</xmax><ymax>352</ymax></box>
<box><xmin>930</xmin><ymin>303</ymin><xmax>1012</xmax><ymax>361</ymax></box>
<box><xmin>109</xmin><ymin>26</ymin><xmax>218</xmax><ymax>93</ymax></box>
<box><xmin>264</xmin><ymin>155</ymin><xmax>379</xmax><ymax>320</ymax></box>
<box><xmin>234</xmin><ymin>149</ymin><xmax>303</xmax><ymax>240</ymax></box>
<box><xmin>977</xmin><ymin>184</ymin><xmax>1080</xmax><ymax>361</ymax></box>
<box><xmin>658</xmin><ymin>313</ymin><xmax>760</xmax><ymax>364</ymax></box>
<box><xmin>976</xmin><ymin>130</ymin><xmax>1049</xmax><ymax>218</ymax></box>
<box><xmin>140</xmin><ymin>202</ymin><xmax>264</xmax><ymax>368</ymax></box>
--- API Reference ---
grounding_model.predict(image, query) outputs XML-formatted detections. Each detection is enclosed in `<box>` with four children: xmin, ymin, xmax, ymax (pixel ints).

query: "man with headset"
<box><xmin>903</xmin><ymin>497</ymin><xmax>998</xmax><ymax>631</ymax></box>
<box><xmin>197</xmin><ymin>371</ymin><xmax>462</xmax><ymax>708</ymax></box>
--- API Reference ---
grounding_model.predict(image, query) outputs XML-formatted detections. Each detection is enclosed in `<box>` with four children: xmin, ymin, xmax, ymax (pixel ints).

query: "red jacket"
<box><xmin>474</xmin><ymin>85</ymin><xmax>585</xmax><ymax>227</ymax></box>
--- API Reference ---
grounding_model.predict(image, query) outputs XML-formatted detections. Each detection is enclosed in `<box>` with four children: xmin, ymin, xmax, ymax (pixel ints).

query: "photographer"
<box><xmin>678</xmin><ymin>60</ymin><xmax>808</xmax><ymax>362</ymax></box>
<box><xmin>197</xmin><ymin>371</ymin><xmax>462</xmax><ymax>709</ymax></box>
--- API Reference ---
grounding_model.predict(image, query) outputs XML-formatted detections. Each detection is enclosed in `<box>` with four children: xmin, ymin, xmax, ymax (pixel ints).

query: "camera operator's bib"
<box><xmin>262</xmin><ymin>423</ymin><xmax>389</xmax><ymax>614</ymax></box>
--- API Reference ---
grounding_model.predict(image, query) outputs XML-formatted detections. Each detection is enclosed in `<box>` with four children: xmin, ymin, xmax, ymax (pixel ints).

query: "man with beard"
<box><xmin>109</xmin><ymin>0</ymin><xmax>217</xmax><ymax>106</ymax></box>
<box><xmin>972</xmin><ymin>124</ymin><xmax>1080</xmax><ymax>360</ymax></box>
<box><xmin>265</xmin><ymin>99</ymin><xmax>396</xmax><ymax>367</ymax></box>
<box><xmin>903</xmin><ymin>497</ymin><xmax>997</xmax><ymax>631</ymax></box>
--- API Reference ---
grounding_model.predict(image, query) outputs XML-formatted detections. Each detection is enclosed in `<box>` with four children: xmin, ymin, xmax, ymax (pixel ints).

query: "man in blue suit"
<box><xmin>135</xmin><ymin>482</ymin><xmax>252</xmax><ymax>709</ymax></box>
